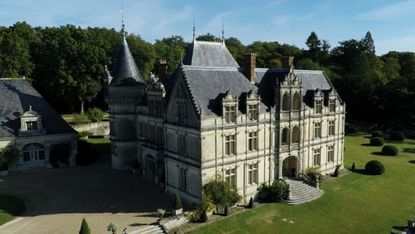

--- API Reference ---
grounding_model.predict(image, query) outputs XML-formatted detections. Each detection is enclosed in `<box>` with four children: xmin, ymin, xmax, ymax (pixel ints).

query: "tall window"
<box><xmin>292</xmin><ymin>126</ymin><xmax>300</xmax><ymax>143</ymax></box>
<box><xmin>179</xmin><ymin>168</ymin><xmax>187</xmax><ymax>191</ymax></box>
<box><xmin>247</xmin><ymin>104</ymin><xmax>259</xmax><ymax>121</ymax></box>
<box><xmin>328</xmin><ymin>120</ymin><xmax>335</xmax><ymax>136</ymax></box>
<box><xmin>225</xmin><ymin>134</ymin><xmax>236</xmax><ymax>155</ymax></box>
<box><xmin>313</xmin><ymin>148</ymin><xmax>321</xmax><ymax>166</ymax></box>
<box><xmin>248</xmin><ymin>132</ymin><xmax>258</xmax><ymax>151</ymax></box>
<box><xmin>282</xmin><ymin>128</ymin><xmax>290</xmax><ymax>145</ymax></box>
<box><xmin>315</xmin><ymin>99</ymin><xmax>323</xmax><ymax>114</ymax></box>
<box><xmin>248</xmin><ymin>163</ymin><xmax>258</xmax><ymax>185</ymax></box>
<box><xmin>178</xmin><ymin>134</ymin><xmax>187</xmax><ymax>156</ymax></box>
<box><xmin>282</xmin><ymin>93</ymin><xmax>290</xmax><ymax>111</ymax></box>
<box><xmin>26</xmin><ymin>121</ymin><xmax>37</xmax><ymax>130</ymax></box>
<box><xmin>328</xmin><ymin>145</ymin><xmax>335</xmax><ymax>162</ymax></box>
<box><xmin>329</xmin><ymin>99</ymin><xmax>336</xmax><ymax>112</ymax></box>
<box><xmin>225</xmin><ymin>105</ymin><xmax>236</xmax><ymax>123</ymax></box>
<box><xmin>293</xmin><ymin>92</ymin><xmax>301</xmax><ymax>110</ymax></box>
<box><xmin>314</xmin><ymin>122</ymin><xmax>322</xmax><ymax>138</ymax></box>
<box><xmin>225</xmin><ymin>167</ymin><xmax>237</xmax><ymax>189</ymax></box>
<box><xmin>178</xmin><ymin>103</ymin><xmax>187</xmax><ymax>124</ymax></box>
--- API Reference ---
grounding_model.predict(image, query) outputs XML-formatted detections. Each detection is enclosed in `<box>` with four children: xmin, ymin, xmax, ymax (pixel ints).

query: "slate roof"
<box><xmin>183</xmin><ymin>40</ymin><xmax>239</xmax><ymax>67</ymax></box>
<box><xmin>110</xmin><ymin>36</ymin><xmax>145</xmax><ymax>86</ymax></box>
<box><xmin>180</xmin><ymin>65</ymin><xmax>335</xmax><ymax>117</ymax></box>
<box><xmin>0</xmin><ymin>79</ymin><xmax>76</xmax><ymax>138</ymax></box>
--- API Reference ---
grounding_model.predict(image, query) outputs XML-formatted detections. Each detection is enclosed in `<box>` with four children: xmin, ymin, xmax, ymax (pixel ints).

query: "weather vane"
<box><xmin>121</xmin><ymin>3</ymin><xmax>125</xmax><ymax>35</ymax></box>
<box><xmin>193</xmin><ymin>13</ymin><xmax>196</xmax><ymax>40</ymax></box>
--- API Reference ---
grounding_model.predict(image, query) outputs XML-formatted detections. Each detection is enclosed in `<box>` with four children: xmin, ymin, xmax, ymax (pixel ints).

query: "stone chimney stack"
<box><xmin>244</xmin><ymin>52</ymin><xmax>256</xmax><ymax>84</ymax></box>
<box><xmin>156</xmin><ymin>60</ymin><xmax>168</xmax><ymax>78</ymax></box>
<box><xmin>282</xmin><ymin>56</ymin><xmax>294</xmax><ymax>69</ymax></box>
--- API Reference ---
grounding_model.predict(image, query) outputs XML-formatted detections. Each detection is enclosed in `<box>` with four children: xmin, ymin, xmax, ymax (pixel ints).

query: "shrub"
<box><xmin>390</xmin><ymin>131</ymin><xmax>405</xmax><ymax>141</ymax></box>
<box><xmin>0</xmin><ymin>146</ymin><xmax>18</xmax><ymax>171</ymax></box>
<box><xmin>204</xmin><ymin>181</ymin><xmax>241</xmax><ymax>208</ymax></box>
<box><xmin>370</xmin><ymin>137</ymin><xmax>384</xmax><ymax>146</ymax></box>
<box><xmin>79</xmin><ymin>218</ymin><xmax>91</xmax><ymax>234</ymax></box>
<box><xmin>173</xmin><ymin>194</ymin><xmax>182</xmax><ymax>210</ymax></box>
<box><xmin>333</xmin><ymin>165</ymin><xmax>341</xmax><ymax>177</ymax></box>
<box><xmin>248</xmin><ymin>197</ymin><xmax>254</xmax><ymax>209</ymax></box>
<box><xmin>365</xmin><ymin>160</ymin><xmax>385</xmax><ymax>175</ymax></box>
<box><xmin>371</xmin><ymin>130</ymin><xmax>383</xmax><ymax>138</ymax></box>
<box><xmin>345</xmin><ymin>123</ymin><xmax>356</xmax><ymax>134</ymax></box>
<box><xmin>256</xmin><ymin>180</ymin><xmax>288</xmax><ymax>203</ymax></box>
<box><xmin>86</xmin><ymin>107</ymin><xmax>105</xmax><ymax>122</ymax></box>
<box><xmin>201</xmin><ymin>196</ymin><xmax>216</xmax><ymax>213</ymax></box>
<box><xmin>351</xmin><ymin>162</ymin><xmax>355</xmax><ymax>171</ymax></box>
<box><xmin>305</xmin><ymin>167</ymin><xmax>322</xmax><ymax>182</ymax></box>
<box><xmin>72</xmin><ymin>114</ymin><xmax>89</xmax><ymax>124</ymax></box>
<box><xmin>382</xmin><ymin>145</ymin><xmax>399</xmax><ymax>156</ymax></box>
<box><xmin>76</xmin><ymin>140</ymin><xmax>98</xmax><ymax>166</ymax></box>
<box><xmin>202</xmin><ymin>210</ymin><xmax>209</xmax><ymax>222</ymax></box>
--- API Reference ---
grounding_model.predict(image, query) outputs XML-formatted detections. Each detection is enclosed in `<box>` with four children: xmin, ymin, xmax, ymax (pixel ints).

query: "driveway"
<box><xmin>0</xmin><ymin>157</ymin><xmax>172</xmax><ymax>234</ymax></box>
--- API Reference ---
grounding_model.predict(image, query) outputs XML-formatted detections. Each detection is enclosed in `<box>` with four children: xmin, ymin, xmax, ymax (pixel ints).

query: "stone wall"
<box><xmin>71</xmin><ymin>121</ymin><xmax>109</xmax><ymax>136</ymax></box>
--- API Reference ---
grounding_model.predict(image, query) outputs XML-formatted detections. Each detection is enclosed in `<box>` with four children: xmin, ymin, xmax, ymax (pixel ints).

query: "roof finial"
<box><xmin>221</xmin><ymin>17</ymin><xmax>225</xmax><ymax>45</ymax></box>
<box><xmin>120</xmin><ymin>3</ymin><xmax>125</xmax><ymax>37</ymax></box>
<box><xmin>193</xmin><ymin>13</ymin><xmax>196</xmax><ymax>41</ymax></box>
<box><xmin>29</xmin><ymin>105</ymin><xmax>32</xmax><ymax>111</ymax></box>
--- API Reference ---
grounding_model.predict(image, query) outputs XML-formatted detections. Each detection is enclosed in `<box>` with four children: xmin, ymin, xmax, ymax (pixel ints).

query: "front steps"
<box><xmin>284</xmin><ymin>179</ymin><xmax>324</xmax><ymax>205</ymax></box>
<box><xmin>129</xmin><ymin>224</ymin><xmax>165</xmax><ymax>234</ymax></box>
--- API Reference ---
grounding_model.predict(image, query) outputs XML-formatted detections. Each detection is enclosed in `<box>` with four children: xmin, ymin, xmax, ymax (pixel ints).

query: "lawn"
<box><xmin>191</xmin><ymin>133</ymin><xmax>415</xmax><ymax>234</ymax></box>
<box><xmin>0</xmin><ymin>195</ymin><xmax>26</xmax><ymax>226</ymax></box>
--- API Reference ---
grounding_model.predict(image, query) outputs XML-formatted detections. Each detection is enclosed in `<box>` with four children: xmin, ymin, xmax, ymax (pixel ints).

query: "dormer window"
<box><xmin>225</xmin><ymin>105</ymin><xmax>236</xmax><ymax>123</ymax></box>
<box><xmin>27</xmin><ymin>121</ymin><xmax>38</xmax><ymax>131</ymax></box>
<box><xmin>247</xmin><ymin>104</ymin><xmax>258</xmax><ymax>121</ymax></box>
<box><xmin>315</xmin><ymin>99</ymin><xmax>323</xmax><ymax>114</ymax></box>
<box><xmin>223</xmin><ymin>90</ymin><xmax>237</xmax><ymax>124</ymax></box>
<box><xmin>329</xmin><ymin>99</ymin><xmax>336</xmax><ymax>112</ymax></box>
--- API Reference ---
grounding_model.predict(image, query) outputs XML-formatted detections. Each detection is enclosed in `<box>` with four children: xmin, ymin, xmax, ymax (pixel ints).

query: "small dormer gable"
<box><xmin>19</xmin><ymin>105</ymin><xmax>46</xmax><ymax>136</ymax></box>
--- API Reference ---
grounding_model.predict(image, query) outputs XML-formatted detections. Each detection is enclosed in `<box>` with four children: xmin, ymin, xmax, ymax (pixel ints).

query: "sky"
<box><xmin>1</xmin><ymin>0</ymin><xmax>415</xmax><ymax>55</ymax></box>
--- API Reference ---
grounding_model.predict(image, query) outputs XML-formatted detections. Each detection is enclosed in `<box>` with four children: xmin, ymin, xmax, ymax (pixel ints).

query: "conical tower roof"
<box><xmin>110</xmin><ymin>36</ymin><xmax>145</xmax><ymax>86</ymax></box>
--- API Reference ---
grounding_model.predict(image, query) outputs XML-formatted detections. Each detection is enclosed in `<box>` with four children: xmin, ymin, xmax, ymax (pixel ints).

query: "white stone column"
<box><xmin>278</xmin><ymin>158</ymin><xmax>283</xmax><ymax>179</ymax></box>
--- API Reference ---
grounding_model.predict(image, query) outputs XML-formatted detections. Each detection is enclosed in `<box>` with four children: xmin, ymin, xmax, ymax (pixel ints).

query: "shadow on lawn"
<box><xmin>361</xmin><ymin>143</ymin><xmax>376</xmax><ymax>146</ymax></box>
<box><xmin>403</xmin><ymin>148</ymin><xmax>415</xmax><ymax>153</ymax></box>
<box><xmin>409</xmin><ymin>160</ymin><xmax>415</xmax><ymax>164</ymax></box>
<box><xmin>352</xmin><ymin>169</ymin><xmax>375</xmax><ymax>175</ymax></box>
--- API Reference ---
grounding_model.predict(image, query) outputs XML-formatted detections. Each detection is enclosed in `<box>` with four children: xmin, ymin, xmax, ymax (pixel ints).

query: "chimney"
<box><xmin>244</xmin><ymin>52</ymin><xmax>256</xmax><ymax>84</ymax></box>
<box><xmin>282</xmin><ymin>56</ymin><xmax>294</xmax><ymax>69</ymax></box>
<box><xmin>156</xmin><ymin>60</ymin><xmax>168</xmax><ymax>78</ymax></box>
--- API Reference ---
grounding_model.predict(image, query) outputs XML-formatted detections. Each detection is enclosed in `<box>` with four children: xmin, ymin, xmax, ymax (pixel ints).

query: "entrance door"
<box><xmin>282</xmin><ymin>156</ymin><xmax>298</xmax><ymax>177</ymax></box>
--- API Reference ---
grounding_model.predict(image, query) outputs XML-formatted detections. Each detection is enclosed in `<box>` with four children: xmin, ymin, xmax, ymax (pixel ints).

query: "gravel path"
<box><xmin>0</xmin><ymin>158</ymin><xmax>171</xmax><ymax>234</ymax></box>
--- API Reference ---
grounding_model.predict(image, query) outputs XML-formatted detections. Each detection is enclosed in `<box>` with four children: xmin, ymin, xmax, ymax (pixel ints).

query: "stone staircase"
<box><xmin>129</xmin><ymin>224</ymin><xmax>166</xmax><ymax>234</ymax></box>
<box><xmin>284</xmin><ymin>178</ymin><xmax>324</xmax><ymax>205</ymax></box>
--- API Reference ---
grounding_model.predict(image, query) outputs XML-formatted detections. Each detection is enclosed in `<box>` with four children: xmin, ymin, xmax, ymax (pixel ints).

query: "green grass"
<box><xmin>192</xmin><ymin>133</ymin><xmax>415</xmax><ymax>234</ymax></box>
<box><xmin>0</xmin><ymin>195</ymin><xmax>26</xmax><ymax>226</ymax></box>
<box><xmin>86</xmin><ymin>137</ymin><xmax>110</xmax><ymax>155</ymax></box>
<box><xmin>62</xmin><ymin>113</ymin><xmax>109</xmax><ymax>123</ymax></box>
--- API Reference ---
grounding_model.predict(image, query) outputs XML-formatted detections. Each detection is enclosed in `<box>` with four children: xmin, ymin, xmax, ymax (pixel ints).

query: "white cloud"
<box><xmin>357</xmin><ymin>0</ymin><xmax>415</xmax><ymax>20</ymax></box>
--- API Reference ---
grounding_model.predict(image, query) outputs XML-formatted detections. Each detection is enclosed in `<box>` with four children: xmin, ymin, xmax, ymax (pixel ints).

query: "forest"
<box><xmin>0</xmin><ymin>22</ymin><xmax>414</xmax><ymax>129</ymax></box>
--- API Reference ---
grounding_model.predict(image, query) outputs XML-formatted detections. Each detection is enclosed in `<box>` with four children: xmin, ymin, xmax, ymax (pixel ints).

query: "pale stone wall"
<box><xmin>71</xmin><ymin>121</ymin><xmax>109</xmax><ymax>136</ymax></box>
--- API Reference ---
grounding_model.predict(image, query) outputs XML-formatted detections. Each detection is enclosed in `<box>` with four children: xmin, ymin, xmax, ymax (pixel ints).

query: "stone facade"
<box><xmin>106</xmin><ymin>35</ymin><xmax>345</xmax><ymax>204</ymax></box>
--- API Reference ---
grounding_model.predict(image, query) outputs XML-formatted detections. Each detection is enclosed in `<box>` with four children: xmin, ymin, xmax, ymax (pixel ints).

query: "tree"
<box><xmin>79</xmin><ymin>218</ymin><xmax>91</xmax><ymax>234</ymax></box>
<box><xmin>126</xmin><ymin>34</ymin><xmax>156</xmax><ymax>81</ymax></box>
<box><xmin>225</xmin><ymin>37</ymin><xmax>246</xmax><ymax>65</ymax></box>
<box><xmin>196</xmin><ymin>33</ymin><xmax>220</xmax><ymax>42</ymax></box>
<box><xmin>154</xmin><ymin>36</ymin><xmax>187</xmax><ymax>74</ymax></box>
<box><xmin>203</xmin><ymin>181</ymin><xmax>240</xmax><ymax>209</ymax></box>
<box><xmin>172</xmin><ymin>194</ymin><xmax>182</xmax><ymax>210</ymax></box>
<box><xmin>361</xmin><ymin>31</ymin><xmax>375</xmax><ymax>55</ymax></box>
<box><xmin>305</xmin><ymin>31</ymin><xmax>321</xmax><ymax>52</ymax></box>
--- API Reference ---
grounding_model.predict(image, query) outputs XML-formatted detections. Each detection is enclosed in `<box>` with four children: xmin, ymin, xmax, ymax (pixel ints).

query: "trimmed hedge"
<box><xmin>382</xmin><ymin>145</ymin><xmax>399</xmax><ymax>156</ymax></box>
<box><xmin>371</xmin><ymin>130</ymin><xmax>383</xmax><ymax>138</ymax></box>
<box><xmin>0</xmin><ymin>195</ymin><xmax>26</xmax><ymax>216</ymax></box>
<box><xmin>370</xmin><ymin>137</ymin><xmax>384</xmax><ymax>146</ymax></box>
<box><xmin>365</xmin><ymin>160</ymin><xmax>385</xmax><ymax>175</ymax></box>
<box><xmin>390</xmin><ymin>131</ymin><xmax>405</xmax><ymax>141</ymax></box>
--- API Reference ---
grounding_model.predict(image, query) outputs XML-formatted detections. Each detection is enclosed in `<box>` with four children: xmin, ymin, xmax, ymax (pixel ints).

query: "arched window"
<box><xmin>282</xmin><ymin>128</ymin><xmax>290</xmax><ymax>145</ymax></box>
<box><xmin>22</xmin><ymin>143</ymin><xmax>45</xmax><ymax>162</ymax></box>
<box><xmin>282</xmin><ymin>93</ymin><xmax>290</xmax><ymax>111</ymax></box>
<box><xmin>292</xmin><ymin>126</ymin><xmax>301</xmax><ymax>143</ymax></box>
<box><xmin>292</xmin><ymin>92</ymin><xmax>301</xmax><ymax>110</ymax></box>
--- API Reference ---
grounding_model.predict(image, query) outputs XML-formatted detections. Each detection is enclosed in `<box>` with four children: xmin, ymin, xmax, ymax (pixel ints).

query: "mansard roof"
<box><xmin>110</xmin><ymin>36</ymin><xmax>145</xmax><ymax>86</ymax></box>
<box><xmin>178</xmin><ymin>66</ymin><xmax>336</xmax><ymax>117</ymax></box>
<box><xmin>0</xmin><ymin>79</ymin><xmax>76</xmax><ymax>138</ymax></box>
<box><xmin>182</xmin><ymin>40</ymin><xmax>239</xmax><ymax>67</ymax></box>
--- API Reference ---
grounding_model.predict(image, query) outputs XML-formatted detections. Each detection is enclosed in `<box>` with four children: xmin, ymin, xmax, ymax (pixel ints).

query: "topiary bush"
<box><xmin>371</xmin><ymin>130</ymin><xmax>383</xmax><ymax>138</ymax></box>
<box><xmin>370</xmin><ymin>137</ymin><xmax>384</xmax><ymax>146</ymax></box>
<box><xmin>390</xmin><ymin>131</ymin><xmax>405</xmax><ymax>141</ymax></box>
<box><xmin>0</xmin><ymin>195</ymin><xmax>26</xmax><ymax>215</ymax></box>
<box><xmin>79</xmin><ymin>218</ymin><xmax>91</xmax><ymax>234</ymax></box>
<box><xmin>382</xmin><ymin>145</ymin><xmax>399</xmax><ymax>156</ymax></box>
<box><xmin>365</xmin><ymin>160</ymin><xmax>385</xmax><ymax>175</ymax></box>
<box><xmin>173</xmin><ymin>194</ymin><xmax>182</xmax><ymax>210</ymax></box>
<box><xmin>224</xmin><ymin>205</ymin><xmax>229</xmax><ymax>216</ymax></box>
<box><xmin>76</xmin><ymin>140</ymin><xmax>98</xmax><ymax>166</ymax></box>
<box><xmin>256</xmin><ymin>180</ymin><xmax>288</xmax><ymax>203</ymax></box>
<box><xmin>333</xmin><ymin>165</ymin><xmax>341</xmax><ymax>177</ymax></box>
<box><xmin>351</xmin><ymin>162</ymin><xmax>355</xmax><ymax>171</ymax></box>
<box><xmin>86</xmin><ymin>107</ymin><xmax>105</xmax><ymax>122</ymax></box>
<box><xmin>248</xmin><ymin>197</ymin><xmax>254</xmax><ymax>209</ymax></box>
